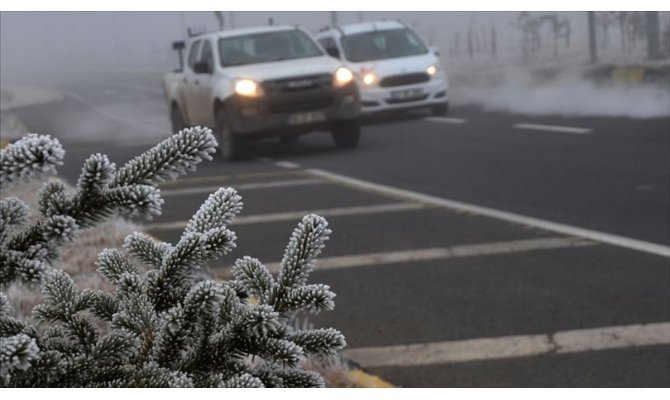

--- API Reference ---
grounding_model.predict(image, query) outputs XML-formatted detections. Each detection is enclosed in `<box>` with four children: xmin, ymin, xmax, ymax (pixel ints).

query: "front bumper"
<box><xmin>228</xmin><ymin>84</ymin><xmax>360</xmax><ymax>136</ymax></box>
<box><xmin>359</xmin><ymin>75</ymin><xmax>448</xmax><ymax>114</ymax></box>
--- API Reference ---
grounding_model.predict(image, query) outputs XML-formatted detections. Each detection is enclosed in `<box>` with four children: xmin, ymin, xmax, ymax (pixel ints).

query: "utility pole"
<box><xmin>230</xmin><ymin>11</ymin><xmax>236</xmax><ymax>29</ymax></box>
<box><xmin>357</xmin><ymin>12</ymin><xmax>364</xmax><ymax>23</ymax></box>
<box><xmin>588</xmin><ymin>11</ymin><xmax>598</xmax><ymax>63</ymax></box>
<box><xmin>646</xmin><ymin>11</ymin><xmax>660</xmax><ymax>60</ymax></box>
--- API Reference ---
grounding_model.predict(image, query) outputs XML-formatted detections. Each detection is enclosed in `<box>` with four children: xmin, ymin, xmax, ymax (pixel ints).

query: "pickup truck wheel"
<box><xmin>331</xmin><ymin>119</ymin><xmax>361</xmax><ymax>149</ymax></box>
<box><xmin>280</xmin><ymin>134</ymin><xmax>299</xmax><ymax>145</ymax></box>
<box><xmin>215</xmin><ymin>107</ymin><xmax>240</xmax><ymax>161</ymax></box>
<box><xmin>170</xmin><ymin>105</ymin><xmax>186</xmax><ymax>133</ymax></box>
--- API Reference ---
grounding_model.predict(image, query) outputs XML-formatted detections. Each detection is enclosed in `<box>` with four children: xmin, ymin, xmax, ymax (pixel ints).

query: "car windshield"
<box><xmin>218</xmin><ymin>30</ymin><xmax>323</xmax><ymax>67</ymax></box>
<box><xmin>341</xmin><ymin>28</ymin><xmax>428</xmax><ymax>62</ymax></box>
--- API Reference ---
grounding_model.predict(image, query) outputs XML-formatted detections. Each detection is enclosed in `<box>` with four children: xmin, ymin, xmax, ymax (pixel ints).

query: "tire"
<box><xmin>170</xmin><ymin>104</ymin><xmax>186</xmax><ymax>134</ymax></box>
<box><xmin>331</xmin><ymin>119</ymin><xmax>361</xmax><ymax>149</ymax></box>
<box><xmin>431</xmin><ymin>102</ymin><xmax>449</xmax><ymax>116</ymax></box>
<box><xmin>280</xmin><ymin>134</ymin><xmax>299</xmax><ymax>145</ymax></box>
<box><xmin>215</xmin><ymin>106</ymin><xmax>241</xmax><ymax>161</ymax></box>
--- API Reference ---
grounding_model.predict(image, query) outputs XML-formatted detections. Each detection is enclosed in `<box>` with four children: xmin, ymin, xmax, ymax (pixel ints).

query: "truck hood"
<box><xmin>347</xmin><ymin>53</ymin><xmax>440</xmax><ymax>78</ymax></box>
<box><xmin>224</xmin><ymin>56</ymin><xmax>343</xmax><ymax>81</ymax></box>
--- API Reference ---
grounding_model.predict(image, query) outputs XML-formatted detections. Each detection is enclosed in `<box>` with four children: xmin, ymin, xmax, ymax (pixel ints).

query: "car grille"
<box><xmin>379</xmin><ymin>73</ymin><xmax>430</xmax><ymax>88</ymax></box>
<box><xmin>262</xmin><ymin>74</ymin><xmax>333</xmax><ymax>94</ymax></box>
<box><xmin>385</xmin><ymin>94</ymin><xmax>429</xmax><ymax>104</ymax></box>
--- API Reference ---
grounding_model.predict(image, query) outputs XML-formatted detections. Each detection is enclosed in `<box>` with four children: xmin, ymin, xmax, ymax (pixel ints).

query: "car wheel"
<box><xmin>331</xmin><ymin>119</ymin><xmax>361</xmax><ymax>149</ymax></box>
<box><xmin>170</xmin><ymin>104</ymin><xmax>186</xmax><ymax>133</ymax></box>
<box><xmin>431</xmin><ymin>102</ymin><xmax>449</xmax><ymax>116</ymax></box>
<box><xmin>215</xmin><ymin>106</ymin><xmax>240</xmax><ymax>161</ymax></box>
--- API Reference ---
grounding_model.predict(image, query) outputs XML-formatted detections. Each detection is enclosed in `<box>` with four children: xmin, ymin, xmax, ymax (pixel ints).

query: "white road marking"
<box><xmin>307</xmin><ymin>168</ymin><xmax>670</xmax><ymax>258</ymax></box>
<box><xmin>144</xmin><ymin>202</ymin><xmax>424</xmax><ymax>231</ymax></box>
<box><xmin>275</xmin><ymin>161</ymin><xmax>301</xmax><ymax>169</ymax></box>
<box><xmin>344</xmin><ymin>322</ymin><xmax>670</xmax><ymax>368</ymax></box>
<box><xmin>423</xmin><ymin>116</ymin><xmax>467</xmax><ymax>124</ymax></box>
<box><xmin>158</xmin><ymin>171</ymin><xmax>303</xmax><ymax>187</ymax></box>
<box><xmin>161</xmin><ymin>178</ymin><xmax>324</xmax><ymax>197</ymax></box>
<box><xmin>112</xmin><ymin>83</ymin><xmax>165</xmax><ymax>95</ymax></box>
<box><xmin>254</xmin><ymin>237</ymin><xmax>595</xmax><ymax>274</ymax></box>
<box><xmin>513</xmin><ymin>123</ymin><xmax>592</xmax><ymax>134</ymax></box>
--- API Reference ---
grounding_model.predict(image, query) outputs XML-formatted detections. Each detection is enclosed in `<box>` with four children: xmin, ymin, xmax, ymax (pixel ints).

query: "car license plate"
<box><xmin>390</xmin><ymin>89</ymin><xmax>424</xmax><ymax>100</ymax></box>
<box><xmin>288</xmin><ymin>111</ymin><xmax>326</xmax><ymax>125</ymax></box>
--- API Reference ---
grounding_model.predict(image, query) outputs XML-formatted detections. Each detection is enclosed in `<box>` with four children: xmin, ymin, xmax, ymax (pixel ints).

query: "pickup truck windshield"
<box><xmin>341</xmin><ymin>29</ymin><xmax>428</xmax><ymax>62</ymax></box>
<box><xmin>218</xmin><ymin>30</ymin><xmax>323</xmax><ymax>67</ymax></box>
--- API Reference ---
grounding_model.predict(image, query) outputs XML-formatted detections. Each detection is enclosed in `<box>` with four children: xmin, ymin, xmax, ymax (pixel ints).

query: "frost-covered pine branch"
<box><xmin>1</xmin><ymin>130</ymin><xmax>345</xmax><ymax>387</ymax></box>
<box><xmin>0</xmin><ymin>127</ymin><xmax>217</xmax><ymax>287</ymax></box>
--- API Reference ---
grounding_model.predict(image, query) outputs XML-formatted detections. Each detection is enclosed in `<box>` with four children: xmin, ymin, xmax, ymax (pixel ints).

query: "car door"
<box><xmin>183</xmin><ymin>39</ymin><xmax>202</xmax><ymax>124</ymax></box>
<box><xmin>192</xmin><ymin>39</ymin><xmax>216</xmax><ymax>128</ymax></box>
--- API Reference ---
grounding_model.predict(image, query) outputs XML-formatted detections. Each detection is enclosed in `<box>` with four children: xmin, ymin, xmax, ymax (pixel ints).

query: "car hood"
<box><xmin>347</xmin><ymin>52</ymin><xmax>439</xmax><ymax>78</ymax></box>
<box><xmin>224</xmin><ymin>56</ymin><xmax>343</xmax><ymax>81</ymax></box>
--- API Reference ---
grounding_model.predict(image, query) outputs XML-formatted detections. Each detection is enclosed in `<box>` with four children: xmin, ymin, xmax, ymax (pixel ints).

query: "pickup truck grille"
<box><xmin>262</xmin><ymin>74</ymin><xmax>333</xmax><ymax>94</ymax></box>
<box><xmin>262</xmin><ymin>73</ymin><xmax>335</xmax><ymax>113</ymax></box>
<box><xmin>379</xmin><ymin>73</ymin><xmax>430</xmax><ymax>88</ymax></box>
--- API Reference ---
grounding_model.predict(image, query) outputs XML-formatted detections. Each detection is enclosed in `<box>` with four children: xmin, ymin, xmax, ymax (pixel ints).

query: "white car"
<box><xmin>164</xmin><ymin>25</ymin><xmax>361</xmax><ymax>160</ymax></box>
<box><xmin>315</xmin><ymin>20</ymin><xmax>449</xmax><ymax>116</ymax></box>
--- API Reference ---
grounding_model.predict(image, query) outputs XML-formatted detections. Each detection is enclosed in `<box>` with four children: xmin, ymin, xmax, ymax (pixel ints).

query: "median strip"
<box><xmin>344</xmin><ymin>322</ymin><xmax>670</xmax><ymax>368</ymax></box>
<box><xmin>513</xmin><ymin>123</ymin><xmax>592</xmax><ymax>134</ymax></box>
<box><xmin>143</xmin><ymin>202</ymin><xmax>424</xmax><ymax>231</ymax></box>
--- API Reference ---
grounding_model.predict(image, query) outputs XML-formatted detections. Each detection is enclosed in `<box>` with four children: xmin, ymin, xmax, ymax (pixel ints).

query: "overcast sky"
<box><xmin>1</xmin><ymin>12</ymin><xmax>594</xmax><ymax>74</ymax></box>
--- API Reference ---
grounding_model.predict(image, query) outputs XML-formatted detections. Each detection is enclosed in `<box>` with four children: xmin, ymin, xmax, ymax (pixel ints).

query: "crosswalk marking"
<box><xmin>161</xmin><ymin>178</ymin><xmax>324</xmax><ymax>197</ymax></box>
<box><xmin>144</xmin><ymin>202</ymin><xmax>424</xmax><ymax>231</ymax></box>
<box><xmin>343</xmin><ymin>322</ymin><xmax>670</xmax><ymax>368</ymax></box>
<box><xmin>257</xmin><ymin>237</ymin><xmax>595</xmax><ymax>274</ymax></box>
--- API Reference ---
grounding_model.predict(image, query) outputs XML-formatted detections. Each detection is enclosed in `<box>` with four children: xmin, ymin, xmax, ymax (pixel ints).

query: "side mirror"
<box><xmin>193</xmin><ymin>61</ymin><xmax>212</xmax><ymax>74</ymax></box>
<box><xmin>325</xmin><ymin>46</ymin><xmax>341</xmax><ymax>59</ymax></box>
<box><xmin>430</xmin><ymin>46</ymin><xmax>440</xmax><ymax>57</ymax></box>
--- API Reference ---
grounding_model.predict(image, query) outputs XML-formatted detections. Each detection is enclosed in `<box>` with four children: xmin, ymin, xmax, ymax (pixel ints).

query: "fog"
<box><xmin>1</xmin><ymin>11</ymin><xmax>669</xmax><ymax>118</ymax></box>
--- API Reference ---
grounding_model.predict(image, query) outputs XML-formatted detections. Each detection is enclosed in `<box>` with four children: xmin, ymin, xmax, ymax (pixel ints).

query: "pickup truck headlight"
<box><xmin>334</xmin><ymin>67</ymin><xmax>354</xmax><ymax>88</ymax></box>
<box><xmin>362</xmin><ymin>72</ymin><xmax>378</xmax><ymax>86</ymax></box>
<box><xmin>426</xmin><ymin>65</ymin><xmax>438</xmax><ymax>76</ymax></box>
<box><xmin>234</xmin><ymin>78</ymin><xmax>263</xmax><ymax>97</ymax></box>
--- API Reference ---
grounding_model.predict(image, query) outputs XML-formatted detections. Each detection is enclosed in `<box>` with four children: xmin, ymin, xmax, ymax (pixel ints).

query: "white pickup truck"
<box><xmin>163</xmin><ymin>26</ymin><xmax>361</xmax><ymax>160</ymax></box>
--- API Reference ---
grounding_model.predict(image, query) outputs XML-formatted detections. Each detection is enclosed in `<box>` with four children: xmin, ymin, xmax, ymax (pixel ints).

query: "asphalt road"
<box><xmin>9</xmin><ymin>72</ymin><xmax>670</xmax><ymax>387</ymax></box>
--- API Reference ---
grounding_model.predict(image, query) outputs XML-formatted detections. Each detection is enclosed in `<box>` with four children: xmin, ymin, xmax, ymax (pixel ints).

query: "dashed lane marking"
<box><xmin>307</xmin><ymin>169</ymin><xmax>670</xmax><ymax>258</ymax></box>
<box><xmin>143</xmin><ymin>202</ymin><xmax>424</xmax><ymax>231</ymax></box>
<box><xmin>513</xmin><ymin>123</ymin><xmax>592</xmax><ymax>134</ymax></box>
<box><xmin>343</xmin><ymin>322</ymin><xmax>670</xmax><ymax>368</ymax></box>
<box><xmin>275</xmin><ymin>161</ymin><xmax>301</xmax><ymax>169</ymax></box>
<box><xmin>423</xmin><ymin>116</ymin><xmax>467</xmax><ymax>124</ymax></box>
<box><xmin>248</xmin><ymin>237</ymin><xmax>596</xmax><ymax>274</ymax></box>
<box><xmin>161</xmin><ymin>178</ymin><xmax>324</xmax><ymax>197</ymax></box>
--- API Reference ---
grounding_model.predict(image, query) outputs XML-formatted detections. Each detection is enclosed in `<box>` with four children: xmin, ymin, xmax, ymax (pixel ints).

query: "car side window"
<box><xmin>200</xmin><ymin>40</ymin><xmax>213</xmax><ymax>71</ymax></box>
<box><xmin>187</xmin><ymin>40</ymin><xmax>202</xmax><ymax>71</ymax></box>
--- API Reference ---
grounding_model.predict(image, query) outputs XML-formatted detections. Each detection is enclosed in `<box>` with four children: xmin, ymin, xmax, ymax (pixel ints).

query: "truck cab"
<box><xmin>164</xmin><ymin>26</ymin><xmax>361</xmax><ymax>160</ymax></box>
<box><xmin>315</xmin><ymin>20</ymin><xmax>449</xmax><ymax>116</ymax></box>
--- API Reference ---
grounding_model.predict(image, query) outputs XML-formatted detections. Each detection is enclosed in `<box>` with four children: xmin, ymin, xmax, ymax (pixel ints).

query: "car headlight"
<box><xmin>334</xmin><ymin>67</ymin><xmax>354</xmax><ymax>87</ymax></box>
<box><xmin>426</xmin><ymin>65</ymin><xmax>438</xmax><ymax>76</ymax></box>
<box><xmin>362</xmin><ymin>72</ymin><xmax>377</xmax><ymax>86</ymax></box>
<box><xmin>234</xmin><ymin>78</ymin><xmax>263</xmax><ymax>97</ymax></box>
